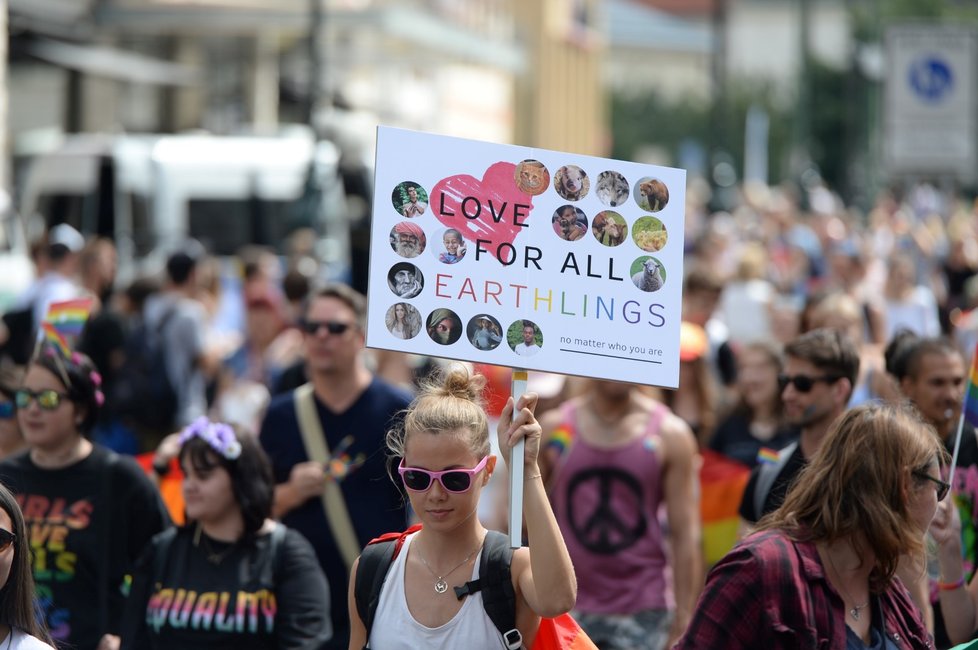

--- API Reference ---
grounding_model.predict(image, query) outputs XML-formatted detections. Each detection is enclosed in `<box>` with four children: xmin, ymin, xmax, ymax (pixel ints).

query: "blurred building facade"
<box><xmin>8</xmin><ymin>0</ymin><xmax>610</xmax><ymax>157</ymax></box>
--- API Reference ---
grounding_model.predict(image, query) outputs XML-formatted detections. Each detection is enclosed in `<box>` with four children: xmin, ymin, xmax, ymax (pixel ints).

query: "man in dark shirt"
<box><xmin>260</xmin><ymin>284</ymin><xmax>411</xmax><ymax>649</ymax></box>
<box><xmin>738</xmin><ymin>328</ymin><xmax>859</xmax><ymax>526</ymax></box>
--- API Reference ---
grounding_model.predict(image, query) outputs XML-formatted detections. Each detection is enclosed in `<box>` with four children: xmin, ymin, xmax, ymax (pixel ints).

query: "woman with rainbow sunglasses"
<box><xmin>0</xmin><ymin>342</ymin><xmax>169</xmax><ymax>650</ymax></box>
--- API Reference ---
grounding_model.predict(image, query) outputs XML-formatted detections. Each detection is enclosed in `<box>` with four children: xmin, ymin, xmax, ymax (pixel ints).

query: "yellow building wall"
<box><xmin>513</xmin><ymin>0</ymin><xmax>606</xmax><ymax>157</ymax></box>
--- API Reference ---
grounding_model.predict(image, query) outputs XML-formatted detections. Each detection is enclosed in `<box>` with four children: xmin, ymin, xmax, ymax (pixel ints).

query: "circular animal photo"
<box><xmin>507</xmin><ymin>319</ymin><xmax>542</xmax><ymax>356</ymax></box>
<box><xmin>631</xmin><ymin>216</ymin><xmax>669</xmax><ymax>252</ymax></box>
<box><xmin>553</xmin><ymin>165</ymin><xmax>589</xmax><ymax>201</ymax></box>
<box><xmin>432</xmin><ymin>227</ymin><xmax>467</xmax><ymax>264</ymax></box>
<box><xmin>630</xmin><ymin>256</ymin><xmax>667</xmax><ymax>292</ymax></box>
<box><xmin>634</xmin><ymin>177</ymin><xmax>669</xmax><ymax>213</ymax></box>
<box><xmin>551</xmin><ymin>205</ymin><xmax>588</xmax><ymax>242</ymax></box>
<box><xmin>392</xmin><ymin>182</ymin><xmax>429</xmax><ymax>218</ymax></box>
<box><xmin>595</xmin><ymin>171</ymin><xmax>630</xmax><ymax>207</ymax></box>
<box><xmin>389</xmin><ymin>222</ymin><xmax>427</xmax><ymax>258</ymax></box>
<box><xmin>514</xmin><ymin>159</ymin><xmax>550</xmax><ymax>196</ymax></box>
<box><xmin>426</xmin><ymin>308</ymin><xmax>463</xmax><ymax>346</ymax></box>
<box><xmin>387</xmin><ymin>262</ymin><xmax>424</xmax><ymax>299</ymax></box>
<box><xmin>385</xmin><ymin>302</ymin><xmax>422</xmax><ymax>340</ymax></box>
<box><xmin>592</xmin><ymin>211</ymin><xmax>628</xmax><ymax>247</ymax></box>
<box><xmin>467</xmin><ymin>314</ymin><xmax>504</xmax><ymax>351</ymax></box>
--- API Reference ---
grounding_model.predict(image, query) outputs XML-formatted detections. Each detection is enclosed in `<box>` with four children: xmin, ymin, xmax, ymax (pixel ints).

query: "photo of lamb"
<box><xmin>630</xmin><ymin>256</ymin><xmax>667</xmax><ymax>292</ymax></box>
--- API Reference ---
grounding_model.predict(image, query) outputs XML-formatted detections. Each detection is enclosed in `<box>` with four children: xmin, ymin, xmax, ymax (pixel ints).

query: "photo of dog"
<box><xmin>636</xmin><ymin>177</ymin><xmax>670</xmax><ymax>212</ymax></box>
<box><xmin>595</xmin><ymin>171</ymin><xmax>630</xmax><ymax>207</ymax></box>
<box><xmin>514</xmin><ymin>159</ymin><xmax>550</xmax><ymax>196</ymax></box>
<box><xmin>554</xmin><ymin>165</ymin><xmax>589</xmax><ymax>201</ymax></box>
<box><xmin>591</xmin><ymin>211</ymin><xmax>627</xmax><ymax>247</ymax></box>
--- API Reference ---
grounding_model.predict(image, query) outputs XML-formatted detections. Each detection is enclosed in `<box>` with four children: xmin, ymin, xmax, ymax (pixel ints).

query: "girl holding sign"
<box><xmin>346</xmin><ymin>366</ymin><xmax>577</xmax><ymax>649</ymax></box>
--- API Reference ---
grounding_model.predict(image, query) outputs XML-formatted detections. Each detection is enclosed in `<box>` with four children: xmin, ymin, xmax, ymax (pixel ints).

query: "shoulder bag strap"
<box><xmin>293</xmin><ymin>382</ymin><xmax>361</xmax><ymax>572</ymax></box>
<box><xmin>753</xmin><ymin>441</ymin><xmax>798</xmax><ymax>518</ymax></box>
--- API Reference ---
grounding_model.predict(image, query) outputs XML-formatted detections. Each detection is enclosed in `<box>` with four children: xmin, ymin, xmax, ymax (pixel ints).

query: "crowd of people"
<box><xmin>0</xmin><ymin>178</ymin><xmax>971</xmax><ymax>649</ymax></box>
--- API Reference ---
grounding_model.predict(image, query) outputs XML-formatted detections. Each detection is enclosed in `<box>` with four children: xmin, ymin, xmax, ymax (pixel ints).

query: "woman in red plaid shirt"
<box><xmin>675</xmin><ymin>402</ymin><xmax>942</xmax><ymax>649</ymax></box>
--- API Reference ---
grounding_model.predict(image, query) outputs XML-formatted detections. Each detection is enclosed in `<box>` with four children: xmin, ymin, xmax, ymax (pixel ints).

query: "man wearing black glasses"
<box><xmin>258</xmin><ymin>283</ymin><xmax>413</xmax><ymax>649</ymax></box>
<box><xmin>886</xmin><ymin>332</ymin><xmax>975</xmax><ymax>648</ymax></box>
<box><xmin>738</xmin><ymin>328</ymin><xmax>860</xmax><ymax>527</ymax></box>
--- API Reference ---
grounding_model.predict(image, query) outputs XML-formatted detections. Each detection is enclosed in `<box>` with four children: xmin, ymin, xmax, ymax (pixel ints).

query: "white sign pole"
<box><xmin>508</xmin><ymin>368</ymin><xmax>527</xmax><ymax>548</ymax></box>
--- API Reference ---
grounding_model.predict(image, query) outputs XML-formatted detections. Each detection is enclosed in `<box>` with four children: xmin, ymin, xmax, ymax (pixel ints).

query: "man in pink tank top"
<box><xmin>538</xmin><ymin>380</ymin><xmax>701</xmax><ymax>650</ymax></box>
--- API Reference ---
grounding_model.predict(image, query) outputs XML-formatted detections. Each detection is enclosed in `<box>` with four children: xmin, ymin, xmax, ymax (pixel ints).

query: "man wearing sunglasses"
<box><xmin>258</xmin><ymin>283</ymin><xmax>412</xmax><ymax>650</ymax></box>
<box><xmin>738</xmin><ymin>328</ymin><xmax>859</xmax><ymax>527</ymax></box>
<box><xmin>886</xmin><ymin>333</ymin><xmax>976</xmax><ymax>648</ymax></box>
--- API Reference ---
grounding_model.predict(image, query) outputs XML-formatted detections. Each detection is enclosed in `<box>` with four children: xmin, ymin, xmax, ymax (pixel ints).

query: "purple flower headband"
<box><xmin>178</xmin><ymin>417</ymin><xmax>242</xmax><ymax>460</ymax></box>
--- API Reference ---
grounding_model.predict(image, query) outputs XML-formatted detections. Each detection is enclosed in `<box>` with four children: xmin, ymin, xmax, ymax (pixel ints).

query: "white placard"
<box><xmin>366</xmin><ymin>127</ymin><xmax>685</xmax><ymax>388</ymax></box>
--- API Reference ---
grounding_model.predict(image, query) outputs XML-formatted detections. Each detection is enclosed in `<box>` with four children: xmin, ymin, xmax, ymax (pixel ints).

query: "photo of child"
<box><xmin>437</xmin><ymin>228</ymin><xmax>467</xmax><ymax>264</ymax></box>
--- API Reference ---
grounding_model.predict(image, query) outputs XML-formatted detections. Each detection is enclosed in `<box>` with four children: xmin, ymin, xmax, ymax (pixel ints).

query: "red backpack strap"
<box><xmin>366</xmin><ymin>522</ymin><xmax>423</xmax><ymax>550</ymax></box>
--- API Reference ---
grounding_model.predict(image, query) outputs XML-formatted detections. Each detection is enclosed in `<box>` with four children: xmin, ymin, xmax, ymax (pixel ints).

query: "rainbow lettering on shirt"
<box><xmin>16</xmin><ymin>493</ymin><xmax>95</xmax><ymax>641</ymax></box>
<box><xmin>146</xmin><ymin>588</ymin><xmax>277</xmax><ymax>635</ymax></box>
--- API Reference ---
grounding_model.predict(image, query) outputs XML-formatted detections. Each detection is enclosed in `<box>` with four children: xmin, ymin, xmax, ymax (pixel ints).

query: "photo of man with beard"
<box><xmin>388</xmin><ymin>262</ymin><xmax>424</xmax><ymax>299</ymax></box>
<box><xmin>390</xmin><ymin>221</ymin><xmax>426</xmax><ymax>258</ymax></box>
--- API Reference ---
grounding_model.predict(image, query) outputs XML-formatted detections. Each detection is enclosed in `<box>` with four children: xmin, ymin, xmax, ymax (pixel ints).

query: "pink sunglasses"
<box><xmin>398</xmin><ymin>456</ymin><xmax>489</xmax><ymax>493</ymax></box>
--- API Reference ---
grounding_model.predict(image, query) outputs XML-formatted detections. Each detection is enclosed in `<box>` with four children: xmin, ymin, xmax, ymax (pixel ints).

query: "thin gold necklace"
<box><xmin>415</xmin><ymin>534</ymin><xmax>485</xmax><ymax>594</ymax></box>
<box><xmin>194</xmin><ymin>523</ymin><xmax>237</xmax><ymax>565</ymax></box>
<box><xmin>824</xmin><ymin>546</ymin><xmax>869</xmax><ymax>621</ymax></box>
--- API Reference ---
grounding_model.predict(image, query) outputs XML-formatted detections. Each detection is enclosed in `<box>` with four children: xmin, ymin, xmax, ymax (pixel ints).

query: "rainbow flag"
<box><xmin>40</xmin><ymin>322</ymin><xmax>72</xmax><ymax>358</ymax></box>
<box><xmin>43</xmin><ymin>298</ymin><xmax>95</xmax><ymax>338</ymax></box>
<box><xmin>41</xmin><ymin>297</ymin><xmax>95</xmax><ymax>358</ymax></box>
<box><xmin>966</xmin><ymin>343</ymin><xmax>978</xmax><ymax>429</ymax></box>
<box><xmin>700</xmin><ymin>449</ymin><xmax>751</xmax><ymax>565</ymax></box>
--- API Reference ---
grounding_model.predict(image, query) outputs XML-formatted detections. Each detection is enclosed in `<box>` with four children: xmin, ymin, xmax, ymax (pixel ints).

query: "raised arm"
<box><xmin>498</xmin><ymin>393</ymin><xmax>577</xmax><ymax>618</ymax></box>
<box><xmin>660</xmin><ymin>412</ymin><xmax>703</xmax><ymax>645</ymax></box>
<box><xmin>931</xmin><ymin>498</ymin><xmax>978</xmax><ymax>643</ymax></box>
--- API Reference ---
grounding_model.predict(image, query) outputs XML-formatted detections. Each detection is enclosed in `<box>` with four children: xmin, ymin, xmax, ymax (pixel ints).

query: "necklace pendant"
<box><xmin>434</xmin><ymin>579</ymin><xmax>448</xmax><ymax>594</ymax></box>
<box><xmin>850</xmin><ymin>607</ymin><xmax>859</xmax><ymax>621</ymax></box>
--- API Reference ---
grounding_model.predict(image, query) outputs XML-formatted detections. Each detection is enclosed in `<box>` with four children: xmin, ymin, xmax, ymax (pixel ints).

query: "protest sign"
<box><xmin>366</xmin><ymin>127</ymin><xmax>686</xmax><ymax>388</ymax></box>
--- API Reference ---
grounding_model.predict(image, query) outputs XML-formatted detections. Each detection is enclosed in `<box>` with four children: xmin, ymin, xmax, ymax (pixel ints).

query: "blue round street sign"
<box><xmin>908</xmin><ymin>56</ymin><xmax>953</xmax><ymax>103</ymax></box>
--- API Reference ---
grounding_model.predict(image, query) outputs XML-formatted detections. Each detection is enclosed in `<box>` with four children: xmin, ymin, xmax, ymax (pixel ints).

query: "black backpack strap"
<box><xmin>354</xmin><ymin>538</ymin><xmax>398</xmax><ymax>647</ymax></box>
<box><xmin>97</xmin><ymin>450</ymin><xmax>118</xmax><ymax>636</ymax></box>
<box><xmin>151</xmin><ymin>527</ymin><xmax>179</xmax><ymax>583</ymax></box>
<box><xmin>259</xmin><ymin>521</ymin><xmax>289</xmax><ymax>585</ymax></box>
<box><xmin>453</xmin><ymin>530</ymin><xmax>522</xmax><ymax>650</ymax></box>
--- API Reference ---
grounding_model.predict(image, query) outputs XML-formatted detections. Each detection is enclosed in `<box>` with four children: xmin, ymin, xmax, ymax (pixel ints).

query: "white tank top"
<box><xmin>367</xmin><ymin>533</ymin><xmax>506</xmax><ymax>649</ymax></box>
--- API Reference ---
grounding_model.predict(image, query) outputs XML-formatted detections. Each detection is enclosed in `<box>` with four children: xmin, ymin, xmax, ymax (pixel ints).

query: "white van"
<box><xmin>17</xmin><ymin>127</ymin><xmax>349</xmax><ymax>282</ymax></box>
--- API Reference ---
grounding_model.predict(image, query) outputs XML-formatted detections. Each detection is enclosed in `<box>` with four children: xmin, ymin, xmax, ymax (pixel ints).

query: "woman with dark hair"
<box><xmin>709</xmin><ymin>340</ymin><xmax>797</xmax><ymax>468</ymax></box>
<box><xmin>0</xmin><ymin>343</ymin><xmax>170</xmax><ymax>650</ymax></box>
<box><xmin>120</xmin><ymin>418</ymin><xmax>331</xmax><ymax>649</ymax></box>
<box><xmin>675</xmin><ymin>402</ymin><xmax>942</xmax><ymax>649</ymax></box>
<box><xmin>0</xmin><ymin>481</ymin><xmax>55</xmax><ymax>647</ymax></box>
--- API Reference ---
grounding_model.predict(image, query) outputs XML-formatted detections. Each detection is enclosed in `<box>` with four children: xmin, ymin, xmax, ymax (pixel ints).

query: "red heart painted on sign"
<box><xmin>431</xmin><ymin>161</ymin><xmax>535</xmax><ymax>261</ymax></box>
